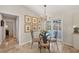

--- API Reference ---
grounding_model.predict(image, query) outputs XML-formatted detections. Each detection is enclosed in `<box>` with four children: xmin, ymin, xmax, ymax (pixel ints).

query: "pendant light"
<box><xmin>44</xmin><ymin>5</ymin><xmax>47</xmax><ymax>21</ymax></box>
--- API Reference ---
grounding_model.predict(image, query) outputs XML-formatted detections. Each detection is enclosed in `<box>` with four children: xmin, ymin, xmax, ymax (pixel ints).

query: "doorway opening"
<box><xmin>0</xmin><ymin>13</ymin><xmax>19</xmax><ymax>48</ymax></box>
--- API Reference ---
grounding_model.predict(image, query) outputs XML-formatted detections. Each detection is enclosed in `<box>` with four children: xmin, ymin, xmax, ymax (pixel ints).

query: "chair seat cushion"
<box><xmin>32</xmin><ymin>38</ymin><xmax>40</xmax><ymax>42</ymax></box>
<box><xmin>50</xmin><ymin>40</ymin><xmax>57</xmax><ymax>42</ymax></box>
<box><xmin>40</xmin><ymin>42</ymin><xmax>49</xmax><ymax>47</ymax></box>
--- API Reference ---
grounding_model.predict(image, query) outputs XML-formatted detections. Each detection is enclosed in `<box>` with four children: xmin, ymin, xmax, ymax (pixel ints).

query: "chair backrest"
<box><xmin>54</xmin><ymin>30</ymin><xmax>58</xmax><ymax>39</ymax></box>
<box><xmin>52</xmin><ymin>30</ymin><xmax>58</xmax><ymax>41</ymax></box>
<box><xmin>39</xmin><ymin>32</ymin><xmax>50</xmax><ymax>44</ymax></box>
<box><xmin>31</xmin><ymin>30</ymin><xmax>34</xmax><ymax>39</ymax></box>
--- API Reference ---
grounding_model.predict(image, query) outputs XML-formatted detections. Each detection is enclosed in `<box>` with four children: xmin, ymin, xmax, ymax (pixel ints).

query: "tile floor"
<box><xmin>0</xmin><ymin>38</ymin><xmax>79</xmax><ymax>53</ymax></box>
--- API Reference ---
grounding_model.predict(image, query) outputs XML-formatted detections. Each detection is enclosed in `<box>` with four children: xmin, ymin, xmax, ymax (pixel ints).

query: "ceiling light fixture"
<box><xmin>44</xmin><ymin>5</ymin><xmax>47</xmax><ymax>20</ymax></box>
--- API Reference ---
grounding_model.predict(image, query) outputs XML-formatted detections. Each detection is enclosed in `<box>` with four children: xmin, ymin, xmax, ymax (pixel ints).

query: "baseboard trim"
<box><xmin>63</xmin><ymin>42</ymin><xmax>73</xmax><ymax>47</ymax></box>
<box><xmin>19</xmin><ymin>40</ymin><xmax>32</xmax><ymax>46</ymax></box>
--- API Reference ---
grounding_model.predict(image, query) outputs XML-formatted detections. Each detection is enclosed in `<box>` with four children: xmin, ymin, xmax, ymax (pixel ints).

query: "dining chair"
<box><xmin>50</xmin><ymin>30</ymin><xmax>59</xmax><ymax>52</ymax></box>
<box><xmin>39</xmin><ymin>34</ymin><xmax>51</xmax><ymax>53</ymax></box>
<box><xmin>31</xmin><ymin>30</ymin><xmax>40</xmax><ymax>48</ymax></box>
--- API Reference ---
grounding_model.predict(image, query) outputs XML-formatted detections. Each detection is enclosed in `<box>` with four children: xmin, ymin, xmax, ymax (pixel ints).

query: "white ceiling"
<box><xmin>25</xmin><ymin>5</ymin><xmax>79</xmax><ymax>16</ymax></box>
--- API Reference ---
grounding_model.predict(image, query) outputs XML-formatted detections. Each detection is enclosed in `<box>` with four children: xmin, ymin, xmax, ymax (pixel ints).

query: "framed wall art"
<box><xmin>32</xmin><ymin>25</ymin><xmax>38</xmax><ymax>31</ymax></box>
<box><xmin>24</xmin><ymin>24</ymin><xmax>31</xmax><ymax>32</ymax></box>
<box><xmin>38</xmin><ymin>25</ymin><xmax>42</xmax><ymax>31</ymax></box>
<box><xmin>24</xmin><ymin>15</ymin><xmax>39</xmax><ymax>32</ymax></box>
<box><xmin>24</xmin><ymin>15</ymin><xmax>32</xmax><ymax>24</ymax></box>
<box><xmin>32</xmin><ymin>17</ymin><xmax>38</xmax><ymax>24</ymax></box>
<box><xmin>38</xmin><ymin>18</ymin><xmax>42</xmax><ymax>25</ymax></box>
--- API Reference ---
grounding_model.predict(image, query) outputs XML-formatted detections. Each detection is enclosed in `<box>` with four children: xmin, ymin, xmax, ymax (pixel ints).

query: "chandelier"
<box><xmin>44</xmin><ymin>5</ymin><xmax>47</xmax><ymax>20</ymax></box>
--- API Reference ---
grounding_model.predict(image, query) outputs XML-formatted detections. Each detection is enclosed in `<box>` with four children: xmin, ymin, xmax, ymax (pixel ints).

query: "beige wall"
<box><xmin>72</xmin><ymin>13</ymin><xmax>79</xmax><ymax>49</ymax></box>
<box><xmin>0</xmin><ymin>5</ymin><xmax>39</xmax><ymax>45</ymax></box>
<box><xmin>52</xmin><ymin>12</ymin><xmax>73</xmax><ymax>46</ymax></box>
<box><xmin>51</xmin><ymin>10</ymin><xmax>79</xmax><ymax>49</ymax></box>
